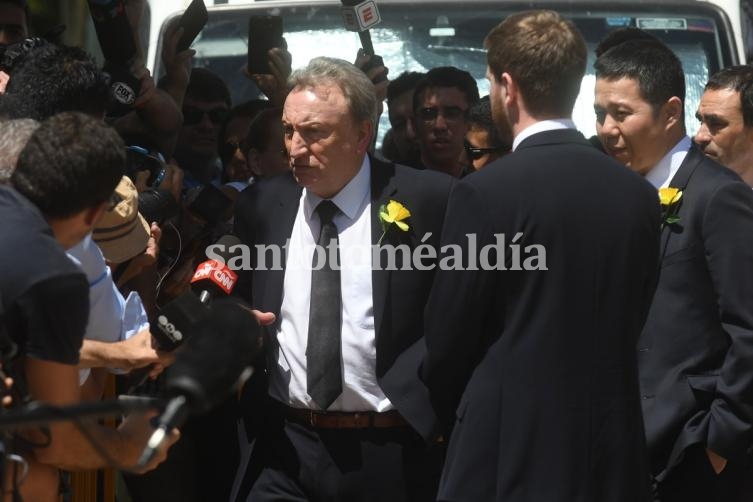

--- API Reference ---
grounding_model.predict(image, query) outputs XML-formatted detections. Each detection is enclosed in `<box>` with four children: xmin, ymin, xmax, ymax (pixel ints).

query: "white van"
<box><xmin>145</xmin><ymin>0</ymin><xmax>750</xmax><ymax>143</ymax></box>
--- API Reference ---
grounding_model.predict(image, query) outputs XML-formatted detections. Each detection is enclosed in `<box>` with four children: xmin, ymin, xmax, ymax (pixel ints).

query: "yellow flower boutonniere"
<box><xmin>378</xmin><ymin>200</ymin><xmax>411</xmax><ymax>245</ymax></box>
<box><xmin>658</xmin><ymin>187</ymin><xmax>683</xmax><ymax>226</ymax></box>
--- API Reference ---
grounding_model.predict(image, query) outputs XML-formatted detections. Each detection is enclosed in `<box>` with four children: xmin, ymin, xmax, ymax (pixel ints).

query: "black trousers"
<box><xmin>655</xmin><ymin>444</ymin><xmax>753</xmax><ymax>502</ymax></box>
<box><xmin>233</xmin><ymin>412</ymin><xmax>443</xmax><ymax>502</ymax></box>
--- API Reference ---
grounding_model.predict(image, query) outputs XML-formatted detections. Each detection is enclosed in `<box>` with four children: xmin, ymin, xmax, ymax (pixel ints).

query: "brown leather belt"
<box><xmin>282</xmin><ymin>406</ymin><xmax>409</xmax><ymax>429</ymax></box>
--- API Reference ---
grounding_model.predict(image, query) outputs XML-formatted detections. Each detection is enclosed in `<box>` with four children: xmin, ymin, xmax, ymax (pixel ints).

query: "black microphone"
<box><xmin>340</xmin><ymin>0</ymin><xmax>386</xmax><ymax>83</ymax></box>
<box><xmin>152</xmin><ymin>235</ymin><xmax>243</xmax><ymax>350</ymax></box>
<box><xmin>138</xmin><ymin>298</ymin><xmax>263</xmax><ymax>467</ymax></box>
<box><xmin>87</xmin><ymin>0</ymin><xmax>142</xmax><ymax>116</ymax></box>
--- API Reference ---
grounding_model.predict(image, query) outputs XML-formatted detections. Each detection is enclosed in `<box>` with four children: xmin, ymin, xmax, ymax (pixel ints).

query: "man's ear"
<box><xmin>501</xmin><ymin>72</ymin><xmax>516</xmax><ymax>107</ymax></box>
<box><xmin>356</xmin><ymin>119</ymin><xmax>374</xmax><ymax>155</ymax></box>
<box><xmin>664</xmin><ymin>96</ymin><xmax>684</xmax><ymax>129</ymax></box>
<box><xmin>84</xmin><ymin>201</ymin><xmax>108</xmax><ymax>228</ymax></box>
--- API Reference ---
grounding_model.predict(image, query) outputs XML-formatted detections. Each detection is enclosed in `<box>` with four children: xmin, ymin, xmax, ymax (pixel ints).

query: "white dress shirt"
<box><xmin>645</xmin><ymin>136</ymin><xmax>691</xmax><ymax>189</ymax></box>
<box><xmin>512</xmin><ymin>119</ymin><xmax>576</xmax><ymax>151</ymax></box>
<box><xmin>269</xmin><ymin>156</ymin><xmax>393</xmax><ymax>412</ymax></box>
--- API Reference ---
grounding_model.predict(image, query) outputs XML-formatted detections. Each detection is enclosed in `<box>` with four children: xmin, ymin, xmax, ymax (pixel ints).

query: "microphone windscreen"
<box><xmin>165</xmin><ymin>298</ymin><xmax>262</xmax><ymax>413</ymax></box>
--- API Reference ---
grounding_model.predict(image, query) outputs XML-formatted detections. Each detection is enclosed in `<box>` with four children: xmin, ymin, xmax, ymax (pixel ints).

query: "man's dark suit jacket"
<box><xmin>233</xmin><ymin>155</ymin><xmax>454</xmax><ymax>441</ymax></box>
<box><xmin>422</xmin><ymin>129</ymin><xmax>661</xmax><ymax>502</ymax></box>
<box><xmin>638</xmin><ymin>145</ymin><xmax>753</xmax><ymax>480</ymax></box>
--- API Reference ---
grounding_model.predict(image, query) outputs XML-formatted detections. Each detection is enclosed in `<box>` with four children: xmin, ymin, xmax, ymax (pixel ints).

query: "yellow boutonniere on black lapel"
<box><xmin>658</xmin><ymin>187</ymin><xmax>682</xmax><ymax>226</ymax></box>
<box><xmin>378</xmin><ymin>200</ymin><xmax>411</xmax><ymax>245</ymax></box>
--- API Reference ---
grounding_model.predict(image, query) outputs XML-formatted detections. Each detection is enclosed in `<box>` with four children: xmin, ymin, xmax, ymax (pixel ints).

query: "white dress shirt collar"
<box><xmin>645</xmin><ymin>136</ymin><xmax>691</xmax><ymax>189</ymax></box>
<box><xmin>512</xmin><ymin>119</ymin><xmax>576</xmax><ymax>151</ymax></box>
<box><xmin>304</xmin><ymin>155</ymin><xmax>371</xmax><ymax>221</ymax></box>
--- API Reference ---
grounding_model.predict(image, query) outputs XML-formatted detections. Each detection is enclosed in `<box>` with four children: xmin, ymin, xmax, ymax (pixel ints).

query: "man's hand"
<box><xmin>251</xmin><ymin>310</ymin><xmax>276</xmax><ymax>326</ymax></box>
<box><xmin>245</xmin><ymin>44</ymin><xmax>292</xmax><ymax>107</ymax></box>
<box><xmin>116</xmin><ymin>328</ymin><xmax>174</xmax><ymax>373</ymax></box>
<box><xmin>132</xmin><ymin>63</ymin><xmax>157</xmax><ymax>109</ymax></box>
<box><xmin>706</xmin><ymin>447</ymin><xmax>728</xmax><ymax>474</ymax></box>
<box><xmin>162</xmin><ymin>23</ymin><xmax>196</xmax><ymax>107</ymax></box>
<box><xmin>115</xmin><ymin>222</ymin><xmax>162</xmax><ymax>288</ymax></box>
<box><xmin>118</xmin><ymin>411</ymin><xmax>180</xmax><ymax>473</ymax></box>
<box><xmin>354</xmin><ymin>49</ymin><xmax>389</xmax><ymax>107</ymax></box>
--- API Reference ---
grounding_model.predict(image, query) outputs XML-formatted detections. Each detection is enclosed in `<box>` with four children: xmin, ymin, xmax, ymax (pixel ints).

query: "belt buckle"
<box><xmin>308</xmin><ymin>410</ymin><xmax>319</xmax><ymax>427</ymax></box>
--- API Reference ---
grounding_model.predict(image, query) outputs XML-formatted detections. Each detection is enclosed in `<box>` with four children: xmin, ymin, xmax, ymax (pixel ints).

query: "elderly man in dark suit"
<box><xmin>422</xmin><ymin>10</ymin><xmax>661</xmax><ymax>502</ymax></box>
<box><xmin>594</xmin><ymin>36</ymin><xmax>753</xmax><ymax>502</ymax></box>
<box><xmin>231</xmin><ymin>56</ymin><xmax>454</xmax><ymax>502</ymax></box>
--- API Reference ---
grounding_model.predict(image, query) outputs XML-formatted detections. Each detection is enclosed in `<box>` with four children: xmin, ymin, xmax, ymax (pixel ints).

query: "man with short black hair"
<box><xmin>464</xmin><ymin>95</ymin><xmax>511</xmax><ymax>170</ymax></box>
<box><xmin>0</xmin><ymin>43</ymin><xmax>110</xmax><ymax>120</ymax></box>
<box><xmin>695</xmin><ymin>65</ymin><xmax>753</xmax><ymax>187</ymax></box>
<box><xmin>595</xmin><ymin>35</ymin><xmax>753</xmax><ymax>502</ymax></box>
<box><xmin>411</xmin><ymin>66</ymin><xmax>479</xmax><ymax>177</ymax></box>
<box><xmin>173</xmin><ymin>68</ymin><xmax>232</xmax><ymax>188</ymax></box>
<box><xmin>0</xmin><ymin>111</ymin><xmax>177</xmax><ymax>501</ymax></box>
<box><xmin>384</xmin><ymin>71</ymin><xmax>424</xmax><ymax>166</ymax></box>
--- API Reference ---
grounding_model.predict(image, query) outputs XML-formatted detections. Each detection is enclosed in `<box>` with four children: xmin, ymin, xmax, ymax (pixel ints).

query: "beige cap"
<box><xmin>93</xmin><ymin>175</ymin><xmax>150</xmax><ymax>264</ymax></box>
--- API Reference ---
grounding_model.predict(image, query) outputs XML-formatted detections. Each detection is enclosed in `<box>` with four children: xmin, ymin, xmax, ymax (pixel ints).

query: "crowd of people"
<box><xmin>0</xmin><ymin>0</ymin><xmax>753</xmax><ymax>501</ymax></box>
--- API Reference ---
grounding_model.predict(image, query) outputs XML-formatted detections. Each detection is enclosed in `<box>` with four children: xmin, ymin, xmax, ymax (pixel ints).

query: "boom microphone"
<box><xmin>138</xmin><ymin>298</ymin><xmax>263</xmax><ymax>467</ymax></box>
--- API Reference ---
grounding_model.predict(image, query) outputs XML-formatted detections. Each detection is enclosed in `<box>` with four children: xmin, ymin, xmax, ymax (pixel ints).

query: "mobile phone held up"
<box><xmin>247</xmin><ymin>15</ymin><xmax>283</xmax><ymax>75</ymax></box>
<box><xmin>176</xmin><ymin>0</ymin><xmax>208</xmax><ymax>53</ymax></box>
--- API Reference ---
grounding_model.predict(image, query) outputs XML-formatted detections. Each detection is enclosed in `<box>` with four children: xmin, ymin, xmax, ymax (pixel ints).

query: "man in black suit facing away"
<box><xmin>594</xmin><ymin>37</ymin><xmax>753</xmax><ymax>502</ymax></box>
<box><xmin>422</xmin><ymin>10</ymin><xmax>661</xmax><ymax>502</ymax></box>
<box><xmin>231</xmin><ymin>57</ymin><xmax>454</xmax><ymax>501</ymax></box>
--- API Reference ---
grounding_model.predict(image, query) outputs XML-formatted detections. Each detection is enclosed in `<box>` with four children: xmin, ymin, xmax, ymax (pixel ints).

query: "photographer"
<box><xmin>0</xmin><ymin>112</ymin><xmax>178</xmax><ymax>501</ymax></box>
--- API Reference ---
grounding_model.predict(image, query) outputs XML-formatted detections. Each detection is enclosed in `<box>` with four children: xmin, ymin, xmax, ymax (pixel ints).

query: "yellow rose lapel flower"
<box><xmin>378</xmin><ymin>200</ymin><xmax>411</xmax><ymax>245</ymax></box>
<box><xmin>658</xmin><ymin>187</ymin><xmax>683</xmax><ymax>226</ymax></box>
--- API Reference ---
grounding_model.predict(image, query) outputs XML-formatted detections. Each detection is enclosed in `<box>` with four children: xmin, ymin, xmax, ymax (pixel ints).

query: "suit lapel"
<box><xmin>369</xmin><ymin>156</ymin><xmax>398</xmax><ymax>343</ymax></box>
<box><xmin>263</xmin><ymin>175</ymin><xmax>302</xmax><ymax>315</ymax></box>
<box><xmin>659</xmin><ymin>145</ymin><xmax>704</xmax><ymax>260</ymax></box>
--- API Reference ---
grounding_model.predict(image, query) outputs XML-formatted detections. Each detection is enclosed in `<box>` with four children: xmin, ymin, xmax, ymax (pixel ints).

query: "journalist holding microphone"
<box><xmin>0</xmin><ymin>112</ymin><xmax>179</xmax><ymax>501</ymax></box>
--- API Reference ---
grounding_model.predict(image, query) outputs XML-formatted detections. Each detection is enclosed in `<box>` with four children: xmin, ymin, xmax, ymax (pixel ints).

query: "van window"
<box><xmin>155</xmin><ymin>1</ymin><xmax>738</xmax><ymax>145</ymax></box>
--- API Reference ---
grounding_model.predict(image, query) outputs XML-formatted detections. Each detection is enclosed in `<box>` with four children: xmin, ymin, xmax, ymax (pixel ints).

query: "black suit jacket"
<box><xmin>233</xmin><ymin>156</ymin><xmax>454</xmax><ymax>440</ymax></box>
<box><xmin>638</xmin><ymin>145</ymin><xmax>753</xmax><ymax>480</ymax></box>
<box><xmin>422</xmin><ymin>129</ymin><xmax>660</xmax><ymax>502</ymax></box>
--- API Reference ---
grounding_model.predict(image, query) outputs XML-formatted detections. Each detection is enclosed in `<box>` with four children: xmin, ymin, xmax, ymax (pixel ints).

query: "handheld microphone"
<box><xmin>152</xmin><ymin>235</ymin><xmax>242</xmax><ymax>350</ymax></box>
<box><xmin>190</xmin><ymin>235</ymin><xmax>241</xmax><ymax>305</ymax></box>
<box><xmin>87</xmin><ymin>0</ymin><xmax>141</xmax><ymax>116</ymax></box>
<box><xmin>340</xmin><ymin>0</ymin><xmax>386</xmax><ymax>83</ymax></box>
<box><xmin>138</xmin><ymin>298</ymin><xmax>262</xmax><ymax>467</ymax></box>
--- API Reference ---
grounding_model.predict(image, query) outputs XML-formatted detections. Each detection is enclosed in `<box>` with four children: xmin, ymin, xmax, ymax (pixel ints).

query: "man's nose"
<box><xmin>694</xmin><ymin>123</ymin><xmax>711</xmax><ymax>147</ymax></box>
<box><xmin>287</xmin><ymin>131</ymin><xmax>307</xmax><ymax>158</ymax></box>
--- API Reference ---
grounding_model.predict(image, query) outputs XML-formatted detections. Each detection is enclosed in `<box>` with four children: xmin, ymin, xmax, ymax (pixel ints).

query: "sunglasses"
<box><xmin>417</xmin><ymin>106</ymin><xmax>467</xmax><ymax>124</ymax></box>
<box><xmin>183</xmin><ymin>106</ymin><xmax>228</xmax><ymax>126</ymax></box>
<box><xmin>464</xmin><ymin>140</ymin><xmax>508</xmax><ymax>160</ymax></box>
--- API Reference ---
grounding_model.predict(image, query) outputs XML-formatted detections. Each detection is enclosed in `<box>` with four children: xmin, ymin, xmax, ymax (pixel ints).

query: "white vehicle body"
<box><xmin>139</xmin><ymin>0</ymin><xmax>749</xmax><ymax>144</ymax></box>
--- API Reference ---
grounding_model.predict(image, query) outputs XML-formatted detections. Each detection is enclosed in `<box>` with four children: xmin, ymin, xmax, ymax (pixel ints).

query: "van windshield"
<box><xmin>157</xmin><ymin>1</ymin><xmax>734</xmax><ymax>144</ymax></box>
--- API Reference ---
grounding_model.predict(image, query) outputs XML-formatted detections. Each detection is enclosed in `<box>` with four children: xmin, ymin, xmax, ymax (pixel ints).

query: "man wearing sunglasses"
<box><xmin>174</xmin><ymin>68</ymin><xmax>231</xmax><ymax>189</ymax></box>
<box><xmin>411</xmin><ymin>66</ymin><xmax>479</xmax><ymax>178</ymax></box>
<box><xmin>465</xmin><ymin>96</ymin><xmax>512</xmax><ymax>170</ymax></box>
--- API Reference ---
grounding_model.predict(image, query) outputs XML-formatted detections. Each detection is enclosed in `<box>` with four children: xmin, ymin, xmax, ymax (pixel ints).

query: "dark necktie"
<box><xmin>307</xmin><ymin>200</ymin><xmax>342</xmax><ymax>409</ymax></box>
